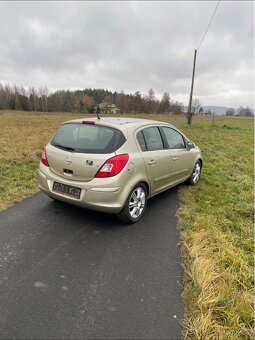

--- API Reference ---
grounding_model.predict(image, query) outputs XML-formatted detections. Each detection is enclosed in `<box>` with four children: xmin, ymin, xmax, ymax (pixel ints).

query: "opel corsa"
<box><xmin>39</xmin><ymin>117</ymin><xmax>202</xmax><ymax>223</ymax></box>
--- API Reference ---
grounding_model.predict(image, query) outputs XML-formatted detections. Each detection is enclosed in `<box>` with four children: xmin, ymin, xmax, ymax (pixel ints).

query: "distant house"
<box><xmin>96</xmin><ymin>102</ymin><xmax>118</xmax><ymax>114</ymax></box>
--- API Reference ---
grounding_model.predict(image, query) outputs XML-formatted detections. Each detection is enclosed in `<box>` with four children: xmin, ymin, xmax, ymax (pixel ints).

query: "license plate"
<box><xmin>52</xmin><ymin>182</ymin><xmax>81</xmax><ymax>199</ymax></box>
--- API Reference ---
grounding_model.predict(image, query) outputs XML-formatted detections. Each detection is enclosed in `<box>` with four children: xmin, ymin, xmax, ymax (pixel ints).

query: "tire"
<box><xmin>188</xmin><ymin>160</ymin><xmax>202</xmax><ymax>185</ymax></box>
<box><xmin>117</xmin><ymin>183</ymin><xmax>148</xmax><ymax>224</ymax></box>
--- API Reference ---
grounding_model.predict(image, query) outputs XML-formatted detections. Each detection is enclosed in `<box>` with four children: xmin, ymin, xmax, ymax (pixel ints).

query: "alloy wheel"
<box><xmin>129</xmin><ymin>187</ymin><xmax>146</xmax><ymax>219</ymax></box>
<box><xmin>192</xmin><ymin>162</ymin><xmax>201</xmax><ymax>183</ymax></box>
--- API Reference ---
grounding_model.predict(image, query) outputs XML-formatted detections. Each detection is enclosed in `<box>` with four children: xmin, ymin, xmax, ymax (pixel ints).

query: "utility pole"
<box><xmin>187</xmin><ymin>49</ymin><xmax>197</xmax><ymax>125</ymax></box>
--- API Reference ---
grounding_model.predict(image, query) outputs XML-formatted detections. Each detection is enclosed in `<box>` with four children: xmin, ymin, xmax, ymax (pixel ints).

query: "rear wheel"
<box><xmin>188</xmin><ymin>161</ymin><xmax>201</xmax><ymax>185</ymax></box>
<box><xmin>117</xmin><ymin>183</ymin><xmax>148</xmax><ymax>224</ymax></box>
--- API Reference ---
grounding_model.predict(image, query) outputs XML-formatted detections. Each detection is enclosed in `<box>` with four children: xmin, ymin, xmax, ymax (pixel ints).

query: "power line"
<box><xmin>197</xmin><ymin>0</ymin><xmax>221</xmax><ymax>51</ymax></box>
<box><xmin>187</xmin><ymin>0</ymin><xmax>221</xmax><ymax>125</ymax></box>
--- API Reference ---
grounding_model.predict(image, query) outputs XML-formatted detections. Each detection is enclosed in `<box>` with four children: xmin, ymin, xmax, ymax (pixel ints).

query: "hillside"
<box><xmin>184</xmin><ymin>105</ymin><xmax>231</xmax><ymax>115</ymax></box>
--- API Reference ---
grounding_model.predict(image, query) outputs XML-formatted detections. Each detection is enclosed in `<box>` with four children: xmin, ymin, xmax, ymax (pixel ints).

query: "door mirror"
<box><xmin>187</xmin><ymin>141</ymin><xmax>195</xmax><ymax>150</ymax></box>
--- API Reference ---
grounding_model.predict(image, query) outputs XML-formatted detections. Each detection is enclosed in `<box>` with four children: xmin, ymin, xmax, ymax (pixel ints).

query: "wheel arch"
<box><xmin>197</xmin><ymin>157</ymin><xmax>203</xmax><ymax>168</ymax></box>
<box><xmin>117</xmin><ymin>180</ymin><xmax>150</xmax><ymax>223</ymax></box>
<box><xmin>139</xmin><ymin>180</ymin><xmax>150</xmax><ymax>197</ymax></box>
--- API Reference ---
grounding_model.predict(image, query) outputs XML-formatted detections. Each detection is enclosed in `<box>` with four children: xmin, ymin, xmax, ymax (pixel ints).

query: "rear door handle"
<box><xmin>173</xmin><ymin>157</ymin><xmax>179</xmax><ymax>161</ymax></box>
<box><xmin>148</xmin><ymin>160</ymin><xmax>156</xmax><ymax>165</ymax></box>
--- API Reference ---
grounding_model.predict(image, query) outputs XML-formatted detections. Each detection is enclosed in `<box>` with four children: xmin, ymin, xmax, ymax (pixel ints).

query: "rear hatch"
<box><xmin>46</xmin><ymin>122</ymin><xmax>126</xmax><ymax>182</ymax></box>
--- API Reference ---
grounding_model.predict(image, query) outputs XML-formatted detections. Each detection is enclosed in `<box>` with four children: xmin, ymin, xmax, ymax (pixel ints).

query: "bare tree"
<box><xmin>170</xmin><ymin>100</ymin><xmax>183</xmax><ymax>114</ymax></box>
<box><xmin>38</xmin><ymin>86</ymin><xmax>49</xmax><ymax>111</ymax></box>
<box><xmin>244</xmin><ymin>106</ymin><xmax>253</xmax><ymax>116</ymax></box>
<box><xmin>132</xmin><ymin>91</ymin><xmax>143</xmax><ymax>113</ymax></box>
<box><xmin>159</xmin><ymin>92</ymin><xmax>170</xmax><ymax>113</ymax></box>
<box><xmin>191</xmin><ymin>98</ymin><xmax>201</xmax><ymax>114</ymax></box>
<box><xmin>29</xmin><ymin>87</ymin><xmax>38</xmax><ymax>111</ymax></box>
<box><xmin>19</xmin><ymin>85</ymin><xmax>27</xmax><ymax>97</ymax></box>
<box><xmin>82</xmin><ymin>95</ymin><xmax>94</xmax><ymax>112</ymax></box>
<box><xmin>226</xmin><ymin>108</ymin><xmax>235</xmax><ymax>116</ymax></box>
<box><xmin>104</xmin><ymin>95</ymin><xmax>112</xmax><ymax>104</ymax></box>
<box><xmin>117</xmin><ymin>90</ymin><xmax>126</xmax><ymax>113</ymax></box>
<box><xmin>146</xmin><ymin>88</ymin><xmax>157</xmax><ymax>113</ymax></box>
<box><xmin>0</xmin><ymin>83</ymin><xmax>9</xmax><ymax>109</ymax></box>
<box><xmin>237</xmin><ymin>106</ymin><xmax>245</xmax><ymax>116</ymax></box>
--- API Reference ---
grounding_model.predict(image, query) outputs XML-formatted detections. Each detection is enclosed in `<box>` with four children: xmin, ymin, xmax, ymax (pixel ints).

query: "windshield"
<box><xmin>51</xmin><ymin>123</ymin><xmax>126</xmax><ymax>154</ymax></box>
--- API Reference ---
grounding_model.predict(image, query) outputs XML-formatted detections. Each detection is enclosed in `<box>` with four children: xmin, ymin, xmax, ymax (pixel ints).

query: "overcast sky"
<box><xmin>0</xmin><ymin>1</ymin><xmax>254</xmax><ymax>107</ymax></box>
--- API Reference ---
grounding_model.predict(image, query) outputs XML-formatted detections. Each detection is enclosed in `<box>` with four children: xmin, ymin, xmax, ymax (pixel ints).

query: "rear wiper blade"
<box><xmin>54</xmin><ymin>143</ymin><xmax>75</xmax><ymax>151</ymax></box>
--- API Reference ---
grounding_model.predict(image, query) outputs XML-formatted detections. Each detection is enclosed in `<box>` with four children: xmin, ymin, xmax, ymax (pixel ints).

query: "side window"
<box><xmin>136</xmin><ymin>131</ymin><xmax>147</xmax><ymax>151</ymax></box>
<box><xmin>142</xmin><ymin>127</ymin><xmax>164</xmax><ymax>151</ymax></box>
<box><xmin>162</xmin><ymin>127</ymin><xmax>186</xmax><ymax>149</ymax></box>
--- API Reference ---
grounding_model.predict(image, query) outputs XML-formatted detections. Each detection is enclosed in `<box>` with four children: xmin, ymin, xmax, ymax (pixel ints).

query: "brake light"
<box><xmin>82</xmin><ymin>120</ymin><xmax>95</xmax><ymax>125</ymax></box>
<box><xmin>41</xmin><ymin>146</ymin><xmax>49</xmax><ymax>167</ymax></box>
<box><xmin>95</xmin><ymin>154</ymin><xmax>129</xmax><ymax>178</ymax></box>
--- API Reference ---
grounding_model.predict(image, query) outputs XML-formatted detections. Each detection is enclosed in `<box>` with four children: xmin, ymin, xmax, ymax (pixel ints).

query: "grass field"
<box><xmin>0</xmin><ymin>111</ymin><xmax>84</xmax><ymax>210</ymax></box>
<box><xmin>177</xmin><ymin>117</ymin><xmax>254</xmax><ymax>339</ymax></box>
<box><xmin>0</xmin><ymin>111</ymin><xmax>254</xmax><ymax>339</ymax></box>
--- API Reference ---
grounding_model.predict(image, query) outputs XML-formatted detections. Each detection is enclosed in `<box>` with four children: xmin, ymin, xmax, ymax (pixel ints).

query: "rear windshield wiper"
<box><xmin>54</xmin><ymin>143</ymin><xmax>75</xmax><ymax>151</ymax></box>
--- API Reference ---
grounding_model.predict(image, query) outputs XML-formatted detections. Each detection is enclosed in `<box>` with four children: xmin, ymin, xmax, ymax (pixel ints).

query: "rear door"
<box><xmin>136</xmin><ymin>126</ymin><xmax>172</xmax><ymax>195</ymax></box>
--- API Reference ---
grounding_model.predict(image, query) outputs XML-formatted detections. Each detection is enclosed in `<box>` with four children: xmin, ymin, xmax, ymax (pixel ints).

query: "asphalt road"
<box><xmin>0</xmin><ymin>189</ymin><xmax>183</xmax><ymax>339</ymax></box>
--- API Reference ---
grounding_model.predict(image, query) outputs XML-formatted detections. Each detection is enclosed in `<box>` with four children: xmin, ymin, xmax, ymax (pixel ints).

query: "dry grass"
<box><xmin>0</xmin><ymin>110</ymin><xmax>86</xmax><ymax>210</ymax></box>
<box><xmin>177</xmin><ymin>117</ymin><xmax>254</xmax><ymax>339</ymax></box>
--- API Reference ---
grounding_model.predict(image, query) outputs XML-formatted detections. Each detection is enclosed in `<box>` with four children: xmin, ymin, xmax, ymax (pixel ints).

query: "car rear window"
<box><xmin>51</xmin><ymin>123</ymin><xmax>126</xmax><ymax>154</ymax></box>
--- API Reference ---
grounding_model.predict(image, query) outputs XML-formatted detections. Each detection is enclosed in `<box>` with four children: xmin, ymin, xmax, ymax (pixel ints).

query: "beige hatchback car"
<box><xmin>39</xmin><ymin>117</ymin><xmax>202</xmax><ymax>223</ymax></box>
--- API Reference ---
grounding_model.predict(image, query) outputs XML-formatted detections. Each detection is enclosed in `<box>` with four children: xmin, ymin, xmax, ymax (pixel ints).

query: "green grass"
<box><xmin>0</xmin><ymin>111</ymin><xmax>253</xmax><ymax>338</ymax></box>
<box><xmin>0</xmin><ymin>162</ymin><xmax>38</xmax><ymax>206</ymax></box>
<box><xmin>176</xmin><ymin>117</ymin><xmax>254</xmax><ymax>339</ymax></box>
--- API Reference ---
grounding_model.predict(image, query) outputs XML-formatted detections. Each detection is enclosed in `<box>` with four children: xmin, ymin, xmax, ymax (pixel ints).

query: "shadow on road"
<box><xmin>46</xmin><ymin>185</ymin><xmax>181</xmax><ymax>231</ymax></box>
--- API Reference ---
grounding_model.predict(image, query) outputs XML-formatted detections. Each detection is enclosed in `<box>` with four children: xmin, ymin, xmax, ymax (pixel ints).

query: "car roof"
<box><xmin>64</xmin><ymin>116</ymin><xmax>175</xmax><ymax>131</ymax></box>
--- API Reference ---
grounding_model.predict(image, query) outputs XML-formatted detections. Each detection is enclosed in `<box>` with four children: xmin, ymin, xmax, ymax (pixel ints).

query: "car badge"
<box><xmin>86</xmin><ymin>160</ymin><xmax>93</xmax><ymax>166</ymax></box>
<box><xmin>65</xmin><ymin>156</ymin><xmax>72</xmax><ymax>165</ymax></box>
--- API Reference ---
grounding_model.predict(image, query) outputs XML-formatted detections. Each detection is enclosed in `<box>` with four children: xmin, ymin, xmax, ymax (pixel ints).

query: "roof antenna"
<box><xmin>96</xmin><ymin>105</ymin><xmax>100</xmax><ymax>120</ymax></box>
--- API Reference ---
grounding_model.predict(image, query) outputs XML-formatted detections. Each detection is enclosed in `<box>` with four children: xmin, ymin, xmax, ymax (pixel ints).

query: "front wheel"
<box><xmin>117</xmin><ymin>183</ymin><xmax>148</xmax><ymax>224</ymax></box>
<box><xmin>188</xmin><ymin>161</ymin><xmax>202</xmax><ymax>185</ymax></box>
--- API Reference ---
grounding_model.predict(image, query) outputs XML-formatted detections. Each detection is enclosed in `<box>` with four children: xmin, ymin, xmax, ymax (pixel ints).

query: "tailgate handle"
<box><xmin>173</xmin><ymin>157</ymin><xmax>179</xmax><ymax>161</ymax></box>
<box><xmin>63</xmin><ymin>168</ymin><xmax>73</xmax><ymax>175</ymax></box>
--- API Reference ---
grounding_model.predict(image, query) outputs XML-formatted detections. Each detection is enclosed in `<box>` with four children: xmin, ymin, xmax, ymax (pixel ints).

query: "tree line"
<box><xmin>0</xmin><ymin>83</ymin><xmax>184</xmax><ymax>114</ymax></box>
<box><xmin>226</xmin><ymin>107</ymin><xmax>253</xmax><ymax>117</ymax></box>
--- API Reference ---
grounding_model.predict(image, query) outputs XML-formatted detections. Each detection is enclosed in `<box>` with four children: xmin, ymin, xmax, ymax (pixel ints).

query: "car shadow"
<box><xmin>46</xmin><ymin>183</ymin><xmax>185</xmax><ymax>233</ymax></box>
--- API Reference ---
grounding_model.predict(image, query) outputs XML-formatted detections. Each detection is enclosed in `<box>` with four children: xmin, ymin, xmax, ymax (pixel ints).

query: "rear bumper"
<box><xmin>38</xmin><ymin>163</ymin><xmax>130</xmax><ymax>214</ymax></box>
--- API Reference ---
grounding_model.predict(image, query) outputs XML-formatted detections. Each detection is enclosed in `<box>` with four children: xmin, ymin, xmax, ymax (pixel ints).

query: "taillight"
<box><xmin>41</xmin><ymin>146</ymin><xmax>49</xmax><ymax>167</ymax></box>
<box><xmin>95</xmin><ymin>154</ymin><xmax>129</xmax><ymax>178</ymax></box>
<box><xmin>82</xmin><ymin>120</ymin><xmax>95</xmax><ymax>125</ymax></box>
